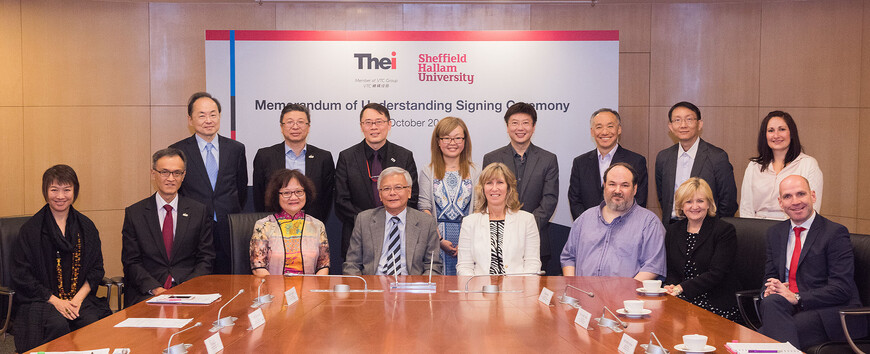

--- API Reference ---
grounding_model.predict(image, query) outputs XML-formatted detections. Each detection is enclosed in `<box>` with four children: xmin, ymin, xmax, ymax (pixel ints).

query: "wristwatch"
<box><xmin>794</xmin><ymin>293</ymin><xmax>802</xmax><ymax>307</ymax></box>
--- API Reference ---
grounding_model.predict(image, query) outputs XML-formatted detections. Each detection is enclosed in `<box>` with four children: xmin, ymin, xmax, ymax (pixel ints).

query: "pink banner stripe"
<box><xmin>206</xmin><ymin>30</ymin><xmax>618</xmax><ymax>42</ymax></box>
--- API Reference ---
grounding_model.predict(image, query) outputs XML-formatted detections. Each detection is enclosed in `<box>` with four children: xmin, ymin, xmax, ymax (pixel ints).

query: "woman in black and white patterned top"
<box><xmin>455</xmin><ymin>162</ymin><xmax>540</xmax><ymax>276</ymax></box>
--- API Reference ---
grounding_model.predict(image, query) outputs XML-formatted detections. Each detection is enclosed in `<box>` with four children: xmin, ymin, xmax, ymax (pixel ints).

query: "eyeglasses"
<box><xmin>282</xmin><ymin>120</ymin><xmax>310</xmax><ymax>127</ymax></box>
<box><xmin>670</xmin><ymin>117</ymin><xmax>698</xmax><ymax>126</ymax></box>
<box><xmin>278</xmin><ymin>190</ymin><xmax>306</xmax><ymax>199</ymax></box>
<box><xmin>379</xmin><ymin>185</ymin><xmax>410</xmax><ymax>193</ymax></box>
<box><xmin>154</xmin><ymin>169</ymin><xmax>185</xmax><ymax>178</ymax></box>
<box><xmin>361</xmin><ymin>120</ymin><xmax>389</xmax><ymax>128</ymax></box>
<box><xmin>439</xmin><ymin>136</ymin><xmax>466</xmax><ymax>144</ymax></box>
<box><xmin>508</xmin><ymin>121</ymin><xmax>533</xmax><ymax>128</ymax></box>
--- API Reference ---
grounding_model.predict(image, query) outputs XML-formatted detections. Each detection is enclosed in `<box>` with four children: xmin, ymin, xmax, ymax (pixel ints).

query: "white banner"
<box><xmin>205</xmin><ymin>30</ymin><xmax>618</xmax><ymax>226</ymax></box>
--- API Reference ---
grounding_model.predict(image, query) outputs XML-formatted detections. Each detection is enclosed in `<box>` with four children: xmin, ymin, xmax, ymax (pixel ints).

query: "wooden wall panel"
<box><xmin>149</xmin><ymin>3</ymin><xmax>277</xmax><ymax>106</ymax></box>
<box><xmin>759</xmin><ymin>107</ymin><xmax>859</xmax><ymax>220</ymax></box>
<box><xmin>22</xmin><ymin>107</ymin><xmax>152</xmax><ymax>213</ymax></box>
<box><xmin>650</xmin><ymin>2</ymin><xmax>761</xmax><ymax>107</ymax></box>
<box><xmin>0</xmin><ymin>0</ymin><xmax>23</xmax><ymax>106</ymax></box>
<box><xmin>857</xmin><ymin>108</ymin><xmax>870</xmax><ymax>224</ymax></box>
<box><xmin>276</xmin><ymin>4</ymin><xmax>403</xmax><ymax>31</ymax></box>
<box><xmin>759</xmin><ymin>0</ymin><xmax>862</xmax><ymax>108</ymax></box>
<box><xmin>858</xmin><ymin>219</ymin><xmax>870</xmax><ymax>235</ymax></box>
<box><xmin>403</xmin><ymin>4</ymin><xmax>529</xmax><ymax>30</ymax></box>
<box><xmin>616</xmin><ymin>106</ymin><xmax>649</xmax><ymax>158</ymax></box>
<box><xmin>620</xmin><ymin>53</ymin><xmax>651</xmax><ymax>106</ymax></box>
<box><xmin>863</xmin><ymin>1</ymin><xmax>870</xmax><ymax>108</ymax></box>
<box><xmin>530</xmin><ymin>3</ymin><xmax>651</xmax><ymax>52</ymax></box>
<box><xmin>0</xmin><ymin>108</ymin><xmax>25</xmax><ymax>216</ymax></box>
<box><xmin>20</xmin><ymin>0</ymin><xmax>149</xmax><ymax>106</ymax></box>
<box><xmin>88</xmin><ymin>209</ymin><xmax>126</xmax><ymax>280</ymax></box>
<box><xmin>151</xmin><ymin>106</ymin><xmax>193</xmax><ymax>155</ymax></box>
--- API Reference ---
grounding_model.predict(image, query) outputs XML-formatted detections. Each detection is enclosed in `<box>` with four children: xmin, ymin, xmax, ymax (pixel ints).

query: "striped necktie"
<box><xmin>383</xmin><ymin>216</ymin><xmax>403</xmax><ymax>275</ymax></box>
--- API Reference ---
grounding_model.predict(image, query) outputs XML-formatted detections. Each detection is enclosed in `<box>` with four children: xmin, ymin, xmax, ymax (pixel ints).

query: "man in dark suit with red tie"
<box><xmin>252</xmin><ymin>103</ymin><xmax>335</xmax><ymax>221</ymax></box>
<box><xmin>170</xmin><ymin>92</ymin><xmax>247</xmax><ymax>274</ymax></box>
<box><xmin>121</xmin><ymin>148</ymin><xmax>215</xmax><ymax>307</ymax></box>
<box><xmin>758</xmin><ymin>175</ymin><xmax>865</xmax><ymax>349</ymax></box>
<box><xmin>335</xmin><ymin>103</ymin><xmax>419</xmax><ymax>260</ymax></box>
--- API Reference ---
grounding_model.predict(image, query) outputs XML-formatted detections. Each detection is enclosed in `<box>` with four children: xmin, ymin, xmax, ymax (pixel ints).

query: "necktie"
<box><xmin>371</xmin><ymin>153</ymin><xmax>383</xmax><ymax>207</ymax></box>
<box><xmin>162</xmin><ymin>204</ymin><xmax>174</xmax><ymax>289</ymax></box>
<box><xmin>384</xmin><ymin>217</ymin><xmax>403</xmax><ymax>275</ymax></box>
<box><xmin>788</xmin><ymin>226</ymin><xmax>806</xmax><ymax>293</ymax></box>
<box><xmin>205</xmin><ymin>143</ymin><xmax>218</xmax><ymax>190</ymax></box>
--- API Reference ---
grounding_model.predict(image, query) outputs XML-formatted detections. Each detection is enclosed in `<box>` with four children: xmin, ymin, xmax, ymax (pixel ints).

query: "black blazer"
<box><xmin>483</xmin><ymin>143</ymin><xmax>558</xmax><ymax>257</ymax></box>
<box><xmin>334</xmin><ymin>140</ymin><xmax>419</xmax><ymax>255</ymax></box>
<box><xmin>665</xmin><ymin>216</ymin><xmax>739</xmax><ymax>312</ymax></box>
<box><xmin>655</xmin><ymin>139</ymin><xmax>737</xmax><ymax>222</ymax></box>
<box><xmin>567</xmin><ymin>145</ymin><xmax>648</xmax><ymax>220</ymax></box>
<box><xmin>121</xmin><ymin>194</ymin><xmax>215</xmax><ymax>307</ymax></box>
<box><xmin>251</xmin><ymin>142</ymin><xmax>335</xmax><ymax>221</ymax></box>
<box><xmin>762</xmin><ymin>215</ymin><xmax>864</xmax><ymax>340</ymax></box>
<box><xmin>170</xmin><ymin>135</ymin><xmax>248</xmax><ymax>219</ymax></box>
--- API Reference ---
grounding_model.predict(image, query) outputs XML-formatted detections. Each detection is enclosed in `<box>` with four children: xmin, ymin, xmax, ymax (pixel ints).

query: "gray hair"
<box><xmin>378</xmin><ymin>166</ymin><xmax>412</xmax><ymax>189</ymax></box>
<box><xmin>589</xmin><ymin>108</ymin><xmax>621</xmax><ymax>126</ymax></box>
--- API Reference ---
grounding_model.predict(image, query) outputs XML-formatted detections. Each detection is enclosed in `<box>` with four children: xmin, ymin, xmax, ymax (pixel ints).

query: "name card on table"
<box><xmin>617</xmin><ymin>333</ymin><xmax>638</xmax><ymax>354</ymax></box>
<box><xmin>285</xmin><ymin>287</ymin><xmax>299</xmax><ymax>306</ymax></box>
<box><xmin>538</xmin><ymin>287</ymin><xmax>554</xmax><ymax>305</ymax></box>
<box><xmin>248</xmin><ymin>308</ymin><xmax>266</xmax><ymax>330</ymax></box>
<box><xmin>574</xmin><ymin>307</ymin><xmax>592</xmax><ymax>329</ymax></box>
<box><xmin>204</xmin><ymin>332</ymin><xmax>224</xmax><ymax>354</ymax></box>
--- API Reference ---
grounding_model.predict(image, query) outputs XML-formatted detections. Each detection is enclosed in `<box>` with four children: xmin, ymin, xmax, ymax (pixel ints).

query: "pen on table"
<box><xmin>747</xmin><ymin>350</ymin><xmax>778</xmax><ymax>353</ymax></box>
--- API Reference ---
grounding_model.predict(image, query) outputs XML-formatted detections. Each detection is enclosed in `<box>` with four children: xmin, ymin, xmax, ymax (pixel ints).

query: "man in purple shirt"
<box><xmin>560</xmin><ymin>162</ymin><xmax>666</xmax><ymax>281</ymax></box>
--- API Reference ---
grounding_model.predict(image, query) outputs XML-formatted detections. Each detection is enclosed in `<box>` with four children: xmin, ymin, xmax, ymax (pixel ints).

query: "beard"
<box><xmin>605</xmin><ymin>193</ymin><xmax>633</xmax><ymax>212</ymax></box>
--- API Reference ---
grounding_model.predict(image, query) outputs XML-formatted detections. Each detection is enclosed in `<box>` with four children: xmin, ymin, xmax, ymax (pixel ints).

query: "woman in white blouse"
<box><xmin>456</xmin><ymin>162</ymin><xmax>540</xmax><ymax>276</ymax></box>
<box><xmin>740</xmin><ymin>111</ymin><xmax>823</xmax><ymax>220</ymax></box>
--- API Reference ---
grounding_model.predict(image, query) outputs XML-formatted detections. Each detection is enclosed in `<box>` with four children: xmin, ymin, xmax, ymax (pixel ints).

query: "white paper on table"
<box><xmin>146</xmin><ymin>293</ymin><xmax>222</xmax><ymax>305</ymax></box>
<box><xmin>204</xmin><ymin>332</ymin><xmax>224</xmax><ymax>354</ymax></box>
<box><xmin>574</xmin><ymin>307</ymin><xmax>592</xmax><ymax>329</ymax></box>
<box><xmin>617</xmin><ymin>333</ymin><xmax>638</xmax><ymax>354</ymax></box>
<box><xmin>29</xmin><ymin>350</ymin><xmax>110</xmax><ymax>354</ymax></box>
<box><xmin>248</xmin><ymin>308</ymin><xmax>266</xmax><ymax>330</ymax></box>
<box><xmin>285</xmin><ymin>287</ymin><xmax>299</xmax><ymax>306</ymax></box>
<box><xmin>114</xmin><ymin>318</ymin><xmax>193</xmax><ymax>328</ymax></box>
<box><xmin>538</xmin><ymin>287</ymin><xmax>554</xmax><ymax>305</ymax></box>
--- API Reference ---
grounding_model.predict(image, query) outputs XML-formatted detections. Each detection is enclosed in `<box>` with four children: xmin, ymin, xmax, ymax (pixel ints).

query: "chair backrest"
<box><xmin>721</xmin><ymin>217</ymin><xmax>780</xmax><ymax>291</ymax></box>
<box><xmin>227</xmin><ymin>212</ymin><xmax>271</xmax><ymax>275</ymax></box>
<box><xmin>850</xmin><ymin>233</ymin><xmax>870</xmax><ymax>307</ymax></box>
<box><xmin>0</xmin><ymin>216</ymin><xmax>30</xmax><ymax>288</ymax></box>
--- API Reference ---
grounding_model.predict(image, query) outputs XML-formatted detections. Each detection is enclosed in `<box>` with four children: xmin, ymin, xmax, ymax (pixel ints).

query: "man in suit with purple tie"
<box><xmin>170</xmin><ymin>92</ymin><xmax>247</xmax><ymax>274</ymax></box>
<box><xmin>121</xmin><ymin>148</ymin><xmax>215</xmax><ymax>307</ymax></box>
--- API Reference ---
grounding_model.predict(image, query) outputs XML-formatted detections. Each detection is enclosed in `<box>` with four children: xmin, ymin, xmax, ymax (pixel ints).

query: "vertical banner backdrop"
<box><xmin>205</xmin><ymin>30</ymin><xmax>618</xmax><ymax>228</ymax></box>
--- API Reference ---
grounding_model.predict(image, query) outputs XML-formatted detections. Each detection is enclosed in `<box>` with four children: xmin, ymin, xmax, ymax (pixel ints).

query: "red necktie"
<box><xmin>162</xmin><ymin>204</ymin><xmax>174</xmax><ymax>289</ymax></box>
<box><xmin>788</xmin><ymin>226</ymin><xmax>806</xmax><ymax>293</ymax></box>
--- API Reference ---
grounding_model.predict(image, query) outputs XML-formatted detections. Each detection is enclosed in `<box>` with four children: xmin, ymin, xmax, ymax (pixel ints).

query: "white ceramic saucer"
<box><xmin>673</xmin><ymin>344</ymin><xmax>715</xmax><ymax>353</ymax></box>
<box><xmin>615</xmin><ymin>308</ymin><xmax>652</xmax><ymax>317</ymax></box>
<box><xmin>636</xmin><ymin>287</ymin><xmax>668</xmax><ymax>296</ymax></box>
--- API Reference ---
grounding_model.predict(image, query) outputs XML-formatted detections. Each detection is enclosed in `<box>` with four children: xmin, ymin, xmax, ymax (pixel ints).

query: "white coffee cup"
<box><xmin>682</xmin><ymin>334</ymin><xmax>708</xmax><ymax>351</ymax></box>
<box><xmin>623</xmin><ymin>300</ymin><xmax>644</xmax><ymax>314</ymax></box>
<box><xmin>642</xmin><ymin>280</ymin><xmax>662</xmax><ymax>292</ymax></box>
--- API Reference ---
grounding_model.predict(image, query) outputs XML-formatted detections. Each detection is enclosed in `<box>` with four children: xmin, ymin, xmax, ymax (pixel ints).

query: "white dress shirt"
<box><xmin>376</xmin><ymin>208</ymin><xmax>409</xmax><ymax>275</ymax></box>
<box><xmin>155</xmin><ymin>193</ymin><xmax>179</xmax><ymax>237</ymax></box>
<box><xmin>597</xmin><ymin>145</ymin><xmax>618</xmax><ymax>186</ymax></box>
<box><xmin>786</xmin><ymin>211</ymin><xmax>816</xmax><ymax>273</ymax></box>
<box><xmin>671</xmin><ymin>138</ymin><xmax>700</xmax><ymax>218</ymax></box>
<box><xmin>739</xmin><ymin>153</ymin><xmax>823</xmax><ymax>220</ymax></box>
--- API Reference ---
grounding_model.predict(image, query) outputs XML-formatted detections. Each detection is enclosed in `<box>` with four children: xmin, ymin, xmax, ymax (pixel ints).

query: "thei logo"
<box><xmin>354</xmin><ymin>52</ymin><xmax>397</xmax><ymax>70</ymax></box>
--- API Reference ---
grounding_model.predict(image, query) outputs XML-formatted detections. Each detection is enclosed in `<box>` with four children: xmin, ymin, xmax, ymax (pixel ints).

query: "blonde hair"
<box><xmin>674</xmin><ymin>177</ymin><xmax>717</xmax><ymax>218</ymax></box>
<box><xmin>474</xmin><ymin>162</ymin><xmax>522</xmax><ymax>213</ymax></box>
<box><xmin>429</xmin><ymin>117</ymin><xmax>473</xmax><ymax>180</ymax></box>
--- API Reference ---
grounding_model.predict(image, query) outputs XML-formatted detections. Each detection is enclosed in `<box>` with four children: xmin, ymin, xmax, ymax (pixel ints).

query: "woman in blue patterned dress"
<box><xmin>419</xmin><ymin>117</ymin><xmax>478</xmax><ymax>275</ymax></box>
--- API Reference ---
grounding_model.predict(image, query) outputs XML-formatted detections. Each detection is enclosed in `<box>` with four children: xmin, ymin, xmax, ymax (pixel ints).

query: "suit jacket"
<box><xmin>762</xmin><ymin>214</ymin><xmax>864</xmax><ymax>340</ymax></box>
<box><xmin>170</xmin><ymin>135</ymin><xmax>248</xmax><ymax>218</ymax></box>
<box><xmin>664</xmin><ymin>216</ymin><xmax>739</xmax><ymax>312</ymax></box>
<box><xmin>252</xmin><ymin>142</ymin><xmax>335</xmax><ymax>221</ymax></box>
<box><xmin>655</xmin><ymin>139</ymin><xmax>737</xmax><ymax>222</ymax></box>
<box><xmin>335</xmin><ymin>140</ymin><xmax>419</xmax><ymax>256</ymax></box>
<box><xmin>121</xmin><ymin>194</ymin><xmax>215</xmax><ymax>307</ymax></box>
<box><xmin>342</xmin><ymin>207</ymin><xmax>441</xmax><ymax>276</ymax></box>
<box><xmin>568</xmin><ymin>145</ymin><xmax>648</xmax><ymax>220</ymax></box>
<box><xmin>455</xmin><ymin>210</ymin><xmax>541</xmax><ymax>276</ymax></box>
<box><xmin>482</xmin><ymin>143</ymin><xmax>558</xmax><ymax>257</ymax></box>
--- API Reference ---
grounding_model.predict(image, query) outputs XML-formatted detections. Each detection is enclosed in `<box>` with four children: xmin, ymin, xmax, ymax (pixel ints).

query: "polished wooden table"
<box><xmin>30</xmin><ymin>275</ymin><xmax>774</xmax><ymax>353</ymax></box>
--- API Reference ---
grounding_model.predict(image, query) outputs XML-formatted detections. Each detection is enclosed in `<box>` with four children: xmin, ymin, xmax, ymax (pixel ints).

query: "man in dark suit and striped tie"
<box><xmin>343</xmin><ymin>167</ymin><xmax>441</xmax><ymax>276</ymax></box>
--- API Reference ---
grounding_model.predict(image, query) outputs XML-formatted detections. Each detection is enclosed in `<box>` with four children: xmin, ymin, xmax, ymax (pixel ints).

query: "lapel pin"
<box><xmin>390</xmin><ymin>158</ymin><xmax>396</xmax><ymax>162</ymax></box>
<box><xmin>309</xmin><ymin>155</ymin><xmax>314</xmax><ymax>158</ymax></box>
<box><xmin>182</xmin><ymin>213</ymin><xmax>189</xmax><ymax>217</ymax></box>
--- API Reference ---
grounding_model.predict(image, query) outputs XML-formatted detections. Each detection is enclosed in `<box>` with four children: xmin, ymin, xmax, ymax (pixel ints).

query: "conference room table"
<box><xmin>30</xmin><ymin>274</ymin><xmax>775</xmax><ymax>353</ymax></box>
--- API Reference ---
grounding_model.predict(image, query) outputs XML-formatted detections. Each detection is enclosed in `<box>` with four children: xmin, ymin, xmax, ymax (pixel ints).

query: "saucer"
<box><xmin>615</xmin><ymin>308</ymin><xmax>651</xmax><ymax>317</ymax></box>
<box><xmin>673</xmin><ymin>344</ymin><xmax>715</xmax><ymax>353</ymax></box>
<box><xmin>636</xmin><ymin>287</ymin><xmax>668</xmax><ymax>296</ymax></box>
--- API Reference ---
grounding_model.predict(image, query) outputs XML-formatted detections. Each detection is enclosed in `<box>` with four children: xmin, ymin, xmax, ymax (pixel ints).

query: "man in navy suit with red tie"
<box><xmin>121</xmin><ymin>148</ymin><xmax>215</xmax><ymax>307</ymax></box>
<box><xmin>170</xmin><ymin>92</ymin><xmax>247</xmax><ymax>274</ymax></box>
<box><xmin>759</xmin><ymin>175</ymin><xmax>865</xmax><ymax>349</ymax></box>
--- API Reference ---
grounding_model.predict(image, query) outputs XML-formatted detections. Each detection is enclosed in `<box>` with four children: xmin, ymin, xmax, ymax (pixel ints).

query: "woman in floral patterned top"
<box><xmin>250</xmin><ymin>169</ymin><xmax>329</xmax><ymax>275</ymax></box>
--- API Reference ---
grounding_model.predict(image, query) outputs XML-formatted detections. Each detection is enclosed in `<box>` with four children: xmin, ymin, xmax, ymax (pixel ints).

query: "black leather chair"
<box><xmin>227</xmin><ymin>212</ymin><xmax>271</xmax><ymax>275</ymax></box>
<box><xmin>0</xmin><ymin>216</ymin><xmax>29</xmax><ymax>339</ymax></box>
<box><xmin>723</xmin><ymin>216</ymin><xmax>779</xmax><ymax>330</ymax></box>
